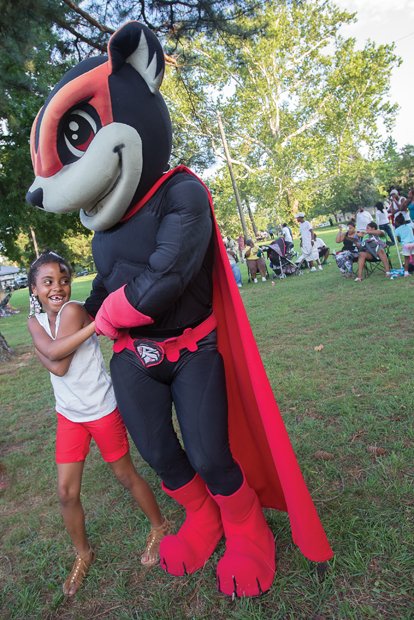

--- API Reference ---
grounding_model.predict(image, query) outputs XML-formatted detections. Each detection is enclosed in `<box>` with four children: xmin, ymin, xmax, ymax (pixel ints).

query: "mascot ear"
<box><xmin>108</xmin><ymin>21</ymin><xmax>165</xmax><ymax>93</ymax></box>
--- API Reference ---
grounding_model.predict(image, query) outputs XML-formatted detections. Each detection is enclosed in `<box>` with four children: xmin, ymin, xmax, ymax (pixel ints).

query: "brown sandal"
<box><xmin>141</xmin><ymin>519</ymin><xmax>171</xmax><ymax>567</ymax></box>
<box><xmin>63</xmin><ymin>548</ymin><xmax>95</xmax><ymax>597</ymax></box>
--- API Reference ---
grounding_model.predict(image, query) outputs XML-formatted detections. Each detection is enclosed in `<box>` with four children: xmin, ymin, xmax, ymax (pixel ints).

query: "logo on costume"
<box><xmin>133</xmin><ymin>339</ymin><xmax>165</xmax><ymax>367</ymax></box>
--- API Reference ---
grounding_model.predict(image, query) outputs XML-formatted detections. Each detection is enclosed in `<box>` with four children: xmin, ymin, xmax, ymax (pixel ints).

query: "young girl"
<box><xmin>394</xmin><ymin>213</ymin><xmax>414</xmax><ymax>276</ymax></box>
<box><xmin>27</xmin><ymin>251</ymin><xmax>169</xmax><ymax>597</ymax></box>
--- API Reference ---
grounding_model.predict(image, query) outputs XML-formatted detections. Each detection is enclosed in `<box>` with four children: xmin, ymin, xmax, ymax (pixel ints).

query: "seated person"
<box><xmin>244</xmin><ymin>239</ymin><xmax>267</xmax><ymax>282</ymax></box>
<box><xmin>313</xmin><ymin>233</ymin><xmax>330</xmax><ymax>264</ymax></box>
<box><xmin>334</xmin><ymin>221</ymin><xmax>361</xmax><ymax>277</ymax></box>
<box><xmin>354</xmin><ymin>222</ymin><xmax>390</xmax><ymax>282</ymax></box>
<box><xmin>394</xmin><ymin>213</ymin><xmax>414</xmax><ymax>277</ymax></box>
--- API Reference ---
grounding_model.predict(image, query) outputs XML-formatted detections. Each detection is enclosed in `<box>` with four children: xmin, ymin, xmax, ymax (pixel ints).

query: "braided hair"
<box><xmin>28</xmin><ymin>250</ymin><xmax>72</xmax><ymax>295</ymax></box>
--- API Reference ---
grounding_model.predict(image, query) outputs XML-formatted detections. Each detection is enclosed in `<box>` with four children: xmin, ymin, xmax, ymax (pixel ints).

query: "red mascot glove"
<box><xmin>95</xmin><ymin>285</ymin><xmax>154</xmax><ymax>339</ymax></box>
<box><xmin>94</xmin><ymin>305</ymin><xmax>123</xmax><ymax>340</ymax></box>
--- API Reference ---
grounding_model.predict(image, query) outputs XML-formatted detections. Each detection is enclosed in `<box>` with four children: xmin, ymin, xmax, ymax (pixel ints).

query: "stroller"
<box><xmin>263</xmin><ymin>238</ymin><xmax>302</xmax><ymax>278</ymax></box>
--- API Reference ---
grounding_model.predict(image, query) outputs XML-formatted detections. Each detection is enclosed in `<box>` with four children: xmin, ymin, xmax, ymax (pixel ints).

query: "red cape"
<box><xmin>124</xmin><ymin>165</ymin><xmax>333</xmax><ymax>563</ymax></box>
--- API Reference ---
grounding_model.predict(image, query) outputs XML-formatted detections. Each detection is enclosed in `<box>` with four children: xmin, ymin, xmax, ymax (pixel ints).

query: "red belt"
<box><xmin>113</xmin><ymin>314</ymin><xmax>217</xmax><ymax>365</ymax></box>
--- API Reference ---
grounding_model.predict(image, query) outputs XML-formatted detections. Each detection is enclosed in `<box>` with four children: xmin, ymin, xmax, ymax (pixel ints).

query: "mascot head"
<box><xmin>26</xmin><ymin>22</ymin><xmax>172</xmax><ymax>231</ymax></box>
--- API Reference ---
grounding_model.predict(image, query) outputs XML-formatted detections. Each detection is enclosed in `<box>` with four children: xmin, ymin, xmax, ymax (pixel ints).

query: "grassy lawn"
<box><xmin>1</xmin><ymin>247</ymin><xmax>413</xmax><ymax>619</ymax></box>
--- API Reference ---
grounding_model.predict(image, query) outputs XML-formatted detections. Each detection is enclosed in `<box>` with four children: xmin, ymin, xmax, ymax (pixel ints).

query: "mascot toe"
<box><xmin>160</xmin><ymin>475</ymin><xmax>223</xmax><ymax>575</ymax></box>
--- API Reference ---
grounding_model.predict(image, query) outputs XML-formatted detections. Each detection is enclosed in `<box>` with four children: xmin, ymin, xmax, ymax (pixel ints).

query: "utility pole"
<box><xmin>217</xmin><ymin>112</ymin><xmax>249</xmax><ymax>240</ymax></box>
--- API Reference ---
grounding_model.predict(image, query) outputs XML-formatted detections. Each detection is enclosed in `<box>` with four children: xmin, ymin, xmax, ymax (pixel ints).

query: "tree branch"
<box><xmin>62</xmin><ymin>0</ymin><xmax>114</xmax><ymax>34</ymax></box>
<box><xmin>54</xmin><ymin>16</ymin><xmax>107</xmax><ymax>52</ymax></box>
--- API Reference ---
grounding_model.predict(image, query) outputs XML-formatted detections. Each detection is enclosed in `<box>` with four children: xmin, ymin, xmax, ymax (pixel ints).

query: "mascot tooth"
<box><xmin>27</xmin><ymin>20</ymin><xmax>332</xmax><ymax>597</ymax></box>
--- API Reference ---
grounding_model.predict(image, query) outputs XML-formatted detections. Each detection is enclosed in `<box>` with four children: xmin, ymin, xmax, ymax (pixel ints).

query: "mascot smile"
<box><xmin>27</xmin><ymin>21</ymin><xmax>332</xmax><ymax>598</ymax></box>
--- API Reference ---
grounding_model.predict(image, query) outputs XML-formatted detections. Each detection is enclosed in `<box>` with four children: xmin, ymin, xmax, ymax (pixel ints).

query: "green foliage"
<box><xmin>164</xmin><ymin>0</ymin><xmax>400</xmax><ymax>227</ymax></box>
<box><xmin>1</xmin><ymin>264</ymin><xmax>413</xmax><ymax>618</ymax></box>
<box><xmin>0</xmin><ymin>0</ymin><xmax>408</xmax><ymax>256</ymax></box>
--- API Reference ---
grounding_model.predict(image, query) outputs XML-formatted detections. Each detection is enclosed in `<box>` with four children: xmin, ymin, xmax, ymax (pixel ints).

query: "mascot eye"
<box><xmin>58</xmin><ymin>104</ymin><xmax>101</xmax><ymax>164</ymax></box>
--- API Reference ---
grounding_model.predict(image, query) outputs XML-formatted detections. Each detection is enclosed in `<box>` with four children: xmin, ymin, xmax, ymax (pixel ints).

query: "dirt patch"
<box><xmin>0</xmin><ymin>462</ymin><xmax>9</xmax><ymax>492</ymax></box>
<box><xmin>0</xmin><ymin>349</ymin><xmax>34</xmax><ymax>375</ymax></box>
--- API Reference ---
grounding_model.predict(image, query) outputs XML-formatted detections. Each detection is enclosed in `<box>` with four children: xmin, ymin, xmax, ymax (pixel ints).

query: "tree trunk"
<box><xmin>0</xmin><ymin>332</ymin><xmax>13</xmax><ymax>362</ymax></box>
<box><xmin>217</xmin><ymin>112</ymin><xmax>249</xmax><ymax>240</ymax></box>
<box><xmin>244</xmin><ymin>200</ymin><xmax>259</xmax><ymax>239</ymax></box>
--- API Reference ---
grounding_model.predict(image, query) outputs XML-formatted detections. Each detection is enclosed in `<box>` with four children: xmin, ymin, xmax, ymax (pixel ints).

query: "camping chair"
<box><xmin>356</xmin><ymin>245</ymin><xmax>392</xmax><ymax>279</ymax></box>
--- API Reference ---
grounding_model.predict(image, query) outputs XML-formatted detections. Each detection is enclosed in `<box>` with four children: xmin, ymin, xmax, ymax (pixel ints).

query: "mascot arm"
<box><xmin>95</xmin><ymin>179</ymin><xmax>212</xmax><ymax>331</ymax></box>
<box><xmin>125</xmin><ymin>178</ymin><xmax>212</xmax><ymax>318</ymax></box>
<box><xmin>84</xmin><ymin>273</ymin><xmax>110</xmax><ymax>318</ymax></box>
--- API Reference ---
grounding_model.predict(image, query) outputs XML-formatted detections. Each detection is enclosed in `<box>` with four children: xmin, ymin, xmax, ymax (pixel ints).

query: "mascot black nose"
<box><xmin>26</xmin><ymin>188</ymin><xmax>44</xmax><ymax>209</ymax></box>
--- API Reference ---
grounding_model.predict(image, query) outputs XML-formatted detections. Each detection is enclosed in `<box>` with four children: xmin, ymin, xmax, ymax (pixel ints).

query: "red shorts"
<box><xmin>56</xmin><ymin>408</ymin><xmax>129</xmax><ymax>464</ymax></box>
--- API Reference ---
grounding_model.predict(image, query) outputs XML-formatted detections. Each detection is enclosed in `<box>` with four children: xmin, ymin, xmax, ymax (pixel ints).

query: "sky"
<box><xmin>335</xmin><ymin>0</ymin><xmax>414</xmax><ymax>148</ymax></box>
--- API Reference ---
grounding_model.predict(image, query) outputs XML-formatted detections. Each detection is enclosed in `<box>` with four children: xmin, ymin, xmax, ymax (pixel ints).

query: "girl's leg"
<box><xmin>109</xmin><ymin>453</ymin><xmax>163</xmax><ymax>528</ymax></box>
<box><xmin>57</xmin><ymin>462</ymin><xmax>90</xmax><ymax>558</ymax></box>
<box><xmin>404</xmin><ymin>255</ymin><xmax>410</xmax><ymax>273</ymax></box>
<box><xmin>57</xmin><ymin>462</ymin><xmax>95</xmax><ymax>596</ymax></box>
<box><xmin>110</xmin><ymin>453</ymin><xmax>169</xmax><ymax>568</ymax></box>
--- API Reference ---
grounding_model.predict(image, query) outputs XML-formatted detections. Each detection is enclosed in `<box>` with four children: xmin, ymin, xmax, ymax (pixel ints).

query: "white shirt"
<box><xmin>36</xmin><ymin>302</ymin><xmax>116</xmax><ymax>422</ymax></box>
<box><xmin>375</xmin><ymin>208</ymin><xmax>390</xmax><ymax>226</ymax></box>
<box><xmin>282</xmin><ymin>226</ymin><xmax>293</xmax><ymax>243</ymax></box>
<box><xmin>299</xmin><ymin>220</ymin><xmax>312</xmax><ymax>244</ymax></box>
<box><xmin>355</xmin><ymin>210</ymin><xmax>373</xmax><ymax>232</ymax></box>
<box><xmin>314</xmin><ymin>237</ymin><xmax>326</xmax><ymax>249</ymax></box>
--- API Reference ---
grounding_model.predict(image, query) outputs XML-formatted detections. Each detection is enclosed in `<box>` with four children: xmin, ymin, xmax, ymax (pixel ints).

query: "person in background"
<box><xmin>295</xmin><ymin>213</ymin><xmax>322</xmax><ymax>271</ymax></box>
<box><xmin>237</xmin><ymin>234</ymin><xmax>245</xmax><ymax>263</ymax></box>
<box><xmin>224</xmin><ymin>237</ymin><xmax>243</xmax><ymax>288</ymax></box>
<box><xmin>334</xmin><ymin>221</ymin><xmax>361</xmax><ymax>277</ymax></box>
<box><xmin>388</xmin><ymin>188</ymin><xmax>410</xmax><ymax>224</ymax></box>
<box><xmin>354</xmin><ymin>222</ymin><xmax>391</xmax><ymax>282</ymax></box>
<box><xmin>404</xmin><ymin>189</ymin><xmax>414</xmax><ymax>222</ymax></box>
<box><xmin>394</xmin><ymin>213</ymin><xmax>414</xmax><ymax>277</ymax></box>
<box><xmin>375</xmin><ymin>201</ymin><xmax>395</xmax><ymax>245</ymax></box>
<box><xmin>401</xmin><ymin>189</ymin><xmax>414</xmax><ymax>224</ymax></box>
<box><xmin>355</xmin><ymin>206</ymin><xmax>373</xmax><ymax>233</ymax></box>
<box><xmin>244</xmin><ymin>239</ymin><xmax>267</xmax><ymax>282</ymax></box>
<box><xmin>281</xmin><ymin>222</ymin><xmax>293</xmax><ymax>246</ymax></box>
<box><xmin>313</xmin><ymin>233</ymin><xmax>330</xmax><ymax>264</ymax></box>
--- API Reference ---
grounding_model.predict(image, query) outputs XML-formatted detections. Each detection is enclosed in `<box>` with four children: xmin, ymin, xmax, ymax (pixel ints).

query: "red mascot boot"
<box><xmin>160</xmin><ymin>474</ymin><xmax>223</xmax><ymax>575</ymax></box>
<box><xmin>212</xmin><ymin>477</ymin><xmax>276</xmax><ymax>597</ymax></box>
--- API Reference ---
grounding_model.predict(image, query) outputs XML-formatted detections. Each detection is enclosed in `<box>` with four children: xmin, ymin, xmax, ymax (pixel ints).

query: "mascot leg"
<box><xmin>160</xmin><ymin>474</ymin><xmax>223</xmax><ymax>575</ymax></box>
<box><xmin>212</xmin><ymin>476</ymin><xmax>276</xmax><ymax>597</ymax></box>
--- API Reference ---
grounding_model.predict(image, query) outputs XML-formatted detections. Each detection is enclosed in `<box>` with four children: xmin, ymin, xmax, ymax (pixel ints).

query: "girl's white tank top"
<box><xmin>35</xmin><ymin>301</ymin><xmax>117</xmax><ymax>422</ymax></box>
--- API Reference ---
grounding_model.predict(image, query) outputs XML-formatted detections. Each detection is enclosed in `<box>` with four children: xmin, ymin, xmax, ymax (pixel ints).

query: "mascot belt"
<box><xmin>113</xmin><ymin>313</ymin><xmax>217</xmax><ymax>366</ymax></box>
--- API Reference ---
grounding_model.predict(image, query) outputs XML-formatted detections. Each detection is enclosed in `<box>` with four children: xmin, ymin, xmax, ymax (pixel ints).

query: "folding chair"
<box><xmin>361</xmin><ymin>245</ymin><xmax>392</xmax><ymax>278</ymax></box>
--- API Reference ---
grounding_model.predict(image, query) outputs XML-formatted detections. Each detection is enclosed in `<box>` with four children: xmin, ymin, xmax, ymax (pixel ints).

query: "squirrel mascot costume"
<box><xmin>27</xmin><ymin>21</ymin><xmax>332</xmax><ymax>597</ymax></box>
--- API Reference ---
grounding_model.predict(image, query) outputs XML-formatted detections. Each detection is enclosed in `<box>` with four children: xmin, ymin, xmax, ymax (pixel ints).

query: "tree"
<box><xmin>0</xmin><ymin>0</ymin><xmax>262</xmax><ymax>262</ymax></box>
<box><xmin>162</xmin><ymin>1</ymin><xmax>400</xmax><ymax>229</ymax></box>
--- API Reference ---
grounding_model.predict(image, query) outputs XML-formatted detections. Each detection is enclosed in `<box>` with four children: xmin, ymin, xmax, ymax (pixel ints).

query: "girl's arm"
<box><xmin>34</xmin><ymin>347</ymin><xmax>69</xmax><ymax>377</ymax></box>
<box><xmin>28</xmin><ymin>305</ymin><xmax>95</xmax><ymax>363</ymax></box>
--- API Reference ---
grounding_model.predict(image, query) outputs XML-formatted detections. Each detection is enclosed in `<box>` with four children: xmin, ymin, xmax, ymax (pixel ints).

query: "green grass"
<box><xmin>1</xmin><ymin>259</ymin><xmax>413</xmax><ymax>619</ymax></box>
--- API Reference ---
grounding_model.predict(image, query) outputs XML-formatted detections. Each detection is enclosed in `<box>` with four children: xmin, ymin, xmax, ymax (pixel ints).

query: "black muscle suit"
<box><xmin>85</xmin><ymin>171</ymin><xmax>242</xmax><ymax>495</ymax></box>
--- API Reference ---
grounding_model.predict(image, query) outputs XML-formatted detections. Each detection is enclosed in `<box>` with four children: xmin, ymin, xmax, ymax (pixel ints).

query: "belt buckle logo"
<box><xmin>133</xmin><ymin>339</ymin><xmax>165</xmax><ymax>367</ymax></box>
